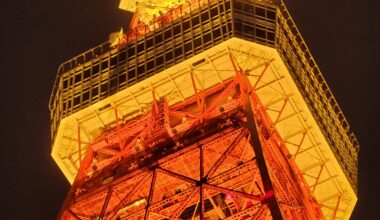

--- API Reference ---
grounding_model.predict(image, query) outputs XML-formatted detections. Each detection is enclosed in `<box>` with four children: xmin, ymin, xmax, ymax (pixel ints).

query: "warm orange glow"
<box><xmin>120</xmin><ymin>0</ymin><xmax>187</xmax><ymax>24</ymax></box>
<box><xmin>52</xmin><ymin>0</ymin><xmax>358</xmax><ymax>219</ymax></box>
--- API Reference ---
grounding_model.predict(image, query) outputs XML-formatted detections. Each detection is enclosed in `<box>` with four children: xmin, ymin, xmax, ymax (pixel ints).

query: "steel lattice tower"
<box><xmin>50</xmin><ymin>0</ymin><xmax>359</xmax><ymax>219</ymax></box>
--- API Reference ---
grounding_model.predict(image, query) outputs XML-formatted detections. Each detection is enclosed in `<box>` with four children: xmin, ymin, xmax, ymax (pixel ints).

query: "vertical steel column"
<box><xmin>144</xmin><ymin>169</ymin><xmax>157</xmax><ymax>220</ymax></box>
<box><xmin>77</xmin><ymin>121</ymin><xmax>82</xmax><ymax>166</ymax></box>
<box><xmin>243</xmin><ymin>96</ymin><xmax>283</xmax><ymax>219</ymax></box>
<box><xmin>199</xmin><ymin>144</ymin><xmax>205</xmax><ymax>220</ymax></box>
<box><xmin>229</xmin><ymin>53</ymin><xmax>283</xmax><ymax>219</ymax></box>
<box><xmin>99</xmin><ymin>187</ymin><xmax>113</xmax><ymax>219</ymax></box>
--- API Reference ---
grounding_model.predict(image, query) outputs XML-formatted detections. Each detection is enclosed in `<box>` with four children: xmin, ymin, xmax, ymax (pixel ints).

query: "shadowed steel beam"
<box><xmin>252</xmin><ymin>204</ymin><xmax>269</xmax><ymax>220</ymax></box>
<box><xmin>253</xmin><ymin>62</ymin><xmax>270</xmax><ymax>89</ymax></box>
<box><xmin>204</xmin><ymin>183</ymin><xmax>261</xmax><ymax>201</ymax></box>
<box><xmin>107</xmin><ymin>172</ymin><xmax>151</xmax><ymax>219</ymax></box>
<box><xmin>76</xmin><ymin>121</ymin><xmax>82</xmax><ymax>166</ymax></box>
<box><xmin>157</xmin><ymin>167</ymin><xmax>197</xmax><ymax>184</ymax></box>
<box><xmin>224</xmin><ymin>204</ymin><xmax>261</xmax><ymax>220</ymax></box>
<box><xmin>99</xmin><ymin>187</ymin><xmax>113</xmax><ymax>218</ymax></box>
<box><xmin>144</xmin><ymin>169</ymin><xmax>157</xmax><ymax>220</ymax></box>
<box><xmin>170</xmin><ymin>187</ymin><xmax>200</xmax><ymax>219</ymax></box>
<box><xmin>189</xmin><ymin>68</ymin><xmax>204</xmax><ymax>114</ymax></box>
<box><xmin>229</xmin><ymin>52</ymin><xmax>283</xmax><ymax>219</ymax></box>
<box><xmin>200</xmin><ymin>144</ymin><xmax>205</xmax><ymax>220</ymax></box>
<box><xmin>243</xmin><ymin>84</ymin><xmax>283</xmax><ymax>219</ymax></box>
<box><xmin>205</xmin><ymin>189</ymin><xmax>226</xmax><ymax>219</ymax></box>
<box><xmin>205</xmin><ymin>129</ymin><xmax>247</xmax><ymax>179</ymax></box>
<box><xmin>67</xmin><ymin>209</ymin><xmax>81</xmax><ymax>220</ymax></box>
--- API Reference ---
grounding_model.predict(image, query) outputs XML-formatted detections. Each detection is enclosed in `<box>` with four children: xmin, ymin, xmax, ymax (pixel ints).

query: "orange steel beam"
<box><xmin>157</xmin><ymin>167</ymin><xmax>196</xmax><ymax>184</ymax></box>
<box><xmin>311</xmin><ymin>165</ymin><xmax>325</xmax><ymax>193</ymax></box>
<box><xmin>66</xmin><ymin>209</ymin><xmax>81</xmax><ymax>220</ymax></box>
<box><xmin>189</xmin><ymin>69</ymin><xmax>204</xmax><ymax>114</ymax></box>
<box><xmin>252</xmin><ymin>204</ymin><xmax>270</xmax><ymax>220</ymax></box>
<box><xmin>107</xmin><ymin>172</ymin><xmax>152</xmax><ymax>219</ymax></box>
<box><xmin>169</xmin><ymin>187</ymin><xmax>199</xmax><ymax>219</ymax></box>
<box><xmin>77</xmin><ymin>121</ymin><xmax>82</xmax><ymax>166</ymax></box>
<box><xmin>205</xmin><ymin>80</ymin><xmax>237</xmax><ymax>114</ymax></box>
<box><xmin>205</xmin><ymin>129</ymin><xmax>247</xmax><ymax>179</ymax></box>
<box><xmin>199</xmin><ymin>144</ymin><xmax>205</xmax><ymax>220</ymax></box>
<box><xmin>253</xmin><ymin>62</ymin><xmax>271</xmax><ymax>89</ymax></box>
<box><xmin>114</xmin><ymin>106</ymin><xmax>125</xmax><ymax>151</ymax></box>
<box><xmin>99</xmin><ymin>187</ymin><xmax>113</xmax><ymax>218</ymax></box>
<box><xmin>274</xmin><ymin>99</ymin><xmax>288</xmax><ymax>124</ymax></box>
<box><xmin>203</xmin><ymin>184</ymin><xmax>262</xmax><ymax>201</ymax></box>
<box><xmin>229</xmin><ymin>52</ymin><xmax>284</xmax><ymax>219</ymax></box>
<box><xmin>331</xmin><ymin>195</ymin><xmax>342</xmax><ymax>219</ymax></box>
<box><xmin>291</xmin><ymin>131</ymin><xmax>307</xmax><ymax>160</ymax></box>
<box><xmin>224</xmin><ymin>204</ymin><xmax>262</xmax><ymax>220</ymax></box>
<box><xmin>144</xmin><ymin>169</ymin><xmax>157</xmax><ymax>220</ymax></box>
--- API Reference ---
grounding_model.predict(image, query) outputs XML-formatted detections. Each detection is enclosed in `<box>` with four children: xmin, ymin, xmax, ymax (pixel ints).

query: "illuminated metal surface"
<box><xmin>54</xmin><ymin>39</ymin><xmax>356</xmax><ymax>219</ymax></box>
<box><xmin>50</xmin><ymin>0</ymin><xmax>359</xmax><ymax>219</ymax></box>
<box><xmin>119</xmin><ymin>0</ymin><xmax>187</xmax><ymax>25</ymax></box>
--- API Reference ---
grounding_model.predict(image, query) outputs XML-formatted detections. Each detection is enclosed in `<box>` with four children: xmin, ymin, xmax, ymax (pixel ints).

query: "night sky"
<box><xmin>0</xmin><ymin>0</ymin><xmax>378</xmax><ymax>219</ymax></box>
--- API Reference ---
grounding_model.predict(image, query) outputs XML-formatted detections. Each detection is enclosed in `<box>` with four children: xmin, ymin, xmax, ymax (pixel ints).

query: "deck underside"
<box><xmin>53</xmin><ymin>38</ymin><xmax>356</xmax><ymax>219</ymax></box>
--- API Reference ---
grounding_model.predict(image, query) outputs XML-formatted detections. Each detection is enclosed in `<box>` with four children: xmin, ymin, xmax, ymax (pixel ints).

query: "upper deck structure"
<box><xmin>50</xmin><ymin>0</ymin><xmax>359</xmax><ymax>219</ymax></box>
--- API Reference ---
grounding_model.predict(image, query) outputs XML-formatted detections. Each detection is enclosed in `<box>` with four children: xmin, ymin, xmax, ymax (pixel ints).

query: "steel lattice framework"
<box><xmin>50</xmin><ymin>0</ymin><xmax>359</xmax><ymax>219</ymax></box>
<box><xmin>59</xmin><ymin>55</ymin><xmax>323</xmax><ymax>219</ymax></box>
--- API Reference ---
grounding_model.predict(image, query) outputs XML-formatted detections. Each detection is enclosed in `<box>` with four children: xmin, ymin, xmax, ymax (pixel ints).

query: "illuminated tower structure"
<box><xmin>50</xmin><ymin>0</ymin><xmax>359</xmax><ymax>219</ymax></box>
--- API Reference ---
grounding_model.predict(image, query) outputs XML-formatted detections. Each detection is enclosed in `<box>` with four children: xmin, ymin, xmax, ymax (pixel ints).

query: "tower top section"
<box><xmin>118</xmin><ymin>0</ymin><xmax>276</xmax><ymax>30</ymax></box>
<box><xmin>119</xmin><ymin>0</ymin><xmax>186</xmax><ymax>25</ymax></box>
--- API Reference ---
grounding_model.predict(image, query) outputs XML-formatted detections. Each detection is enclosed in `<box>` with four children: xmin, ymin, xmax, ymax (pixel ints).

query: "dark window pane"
<box><xmin>255</xmin><ymin>7</ymin><xmax>265</xmax><ymax>17</ymax></box>
<box><xmin>183</xmin><ymin>20</ymin><xmax>190</xmax><ymax>30</ymax></box>
<box><xmin>83</xmin><ymin>91</ymin><xmax>90</xmax><ymax>101</ymax></box>
<box><xmin>203</xmin><ymin>33</ymin><xmax>211</xmax><ymax>43</ymax></box>
<box><xmin>137</xmin><ymin>42</ymin><xmax>144</xmax><ymax>52</ymax></box>
<box><xmin>84</xmin><ymin>69</ymin><xmax>91</xmax><ymax>80</ymax></box>
<box><xmin>128</xmin><ymin>70</ymin><xmax>135</xmax><ymax>79</ymax></box>
<box><xmin>268</xmin><ymin>32</ymin><xmax>275</xmax><ymax>41</ymax></box>
<box><xmin>175</xmin><ymin>47</ymin><xmax>182</xmax><ymax>57</ymax></box>
<box><xmin>201</xmin><ymin>11</ymin><xmax>209</xmax><ymax>22</ymax></box>
<box><xmin>164</xmin><ymin>30</ymin><xmax>172</xmax><ymax>40</ymax></box>
<box><xmin>118</xmin><ymin>51</ymin><xmax>126</xmax><ymax>62</ymax></box>
<box><xmin>93</xmin><ymin>65</ymin><xmax>99</xmax><ymax>74</ymax></box>
<box><xmin>110</xmin><ymin>56</ymin><xmax>117</xmax><ymax>67</ymax></box>
<box><xmin>75</xmin><ymin>73</ymin><xmax>81</xmax><ymax>83</ymax></box>
<box><xmin>92</xmin><ymin>88</ymin><xmax>98</xmax><ymax>96</ymax></box>
<box><xmin>166</xmin><ymin>51</ymin><xmax>173</xmax><ymax>61</ymax></box>
<box><xmin>155</xmin><ymin>34</ymin><xmax>163</xmax><ymax>44</ymax></box>
<box><xmin>146</xmin><ymin>38</ymin><xmax>154</xmax><ymax>48</ymax></box>
<box><xmin>137</xmin><ymin>65</ymin><xmax>145</xmax><ymax>75</ymax></box>
<box><xmin>101</xmin><ymin>61</ymin><xmax>108</xmax><ymax>70</ymax></box>
<box><xmin>157</xmin><ymin>56</ymin><xmax>164</xmax><ymax>65</ymax></box>
<box><xmin>256</xmin><ymin>28</ymin><xmax>266</xmax><ymax>38</ymax></box>
<box><xmin>173</xmin><ymin>25</ymin><xmax>181</xmax><ymax>36</ymax></box>
<box><xmin>267</xmin><ymin>10</ymin><xmax>276</xmax><ymax>20</ymax></box>
<box><xmin>119</xmin><ymin>74</ymin><xmax>126</xmax><ymax>84</ymax></box>
<box><xmin>191</xmin><ymin>17</ymin><xmax>200</xmax><ymax>26</ymax></box>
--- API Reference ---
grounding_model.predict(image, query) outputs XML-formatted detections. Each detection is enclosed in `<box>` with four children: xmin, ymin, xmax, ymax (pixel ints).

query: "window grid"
<box><xmin>276</xmin><ymin>1</ymin><xmax>358</xmax><ymax>191</ymax></box>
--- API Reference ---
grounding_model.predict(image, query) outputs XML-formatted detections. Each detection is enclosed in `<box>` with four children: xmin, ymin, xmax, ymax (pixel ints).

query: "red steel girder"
<box><xmin>59</xmin><ymin>54</ymin><xmax>323</xmax><ymax>220</ymax></box>
<box><xmin>229</xmin><ymin>52</ymin><xmax>283</xmax><ymax>220</ymax></box>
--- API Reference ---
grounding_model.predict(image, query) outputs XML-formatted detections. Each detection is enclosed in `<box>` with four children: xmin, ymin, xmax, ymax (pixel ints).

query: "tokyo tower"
<box><xmin>49</xmin><ymin>0</ymin><xmax>359</xmax><ymax>219</ymax></box>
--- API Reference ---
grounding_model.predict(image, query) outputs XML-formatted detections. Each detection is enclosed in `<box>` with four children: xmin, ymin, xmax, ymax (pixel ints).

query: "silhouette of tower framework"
<box><xmin>49</xmin><ymin>0</ymin><xmax>359</xmax><ymax>219</ymax></box>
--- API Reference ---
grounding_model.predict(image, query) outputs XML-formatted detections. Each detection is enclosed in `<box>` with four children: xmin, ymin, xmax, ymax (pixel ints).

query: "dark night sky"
<box><xmin>0</xmin><ymin>0</ymin><xmax>378</xmax><ymax>219</ymax></box>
